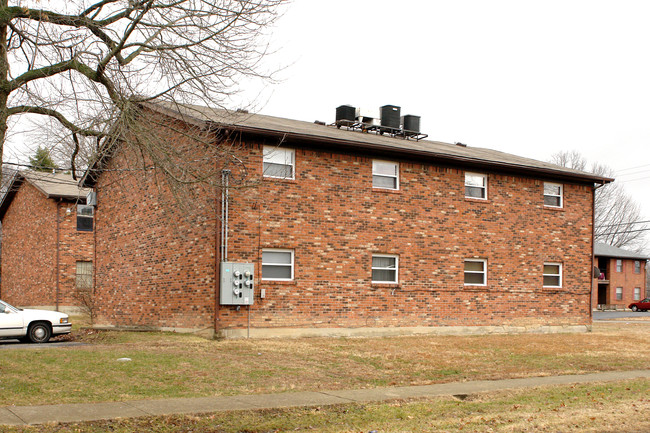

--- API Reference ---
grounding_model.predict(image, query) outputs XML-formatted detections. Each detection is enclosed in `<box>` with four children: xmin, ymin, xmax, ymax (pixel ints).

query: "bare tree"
<box><xmin>550</xmin><ymin>150</ymin><xmax>649</xmax><ymax>251</ymax></box>
<box><xmin>0</xmin><ymin>0</ymin><xmax>286</xmax><ymax>181</ymax></box>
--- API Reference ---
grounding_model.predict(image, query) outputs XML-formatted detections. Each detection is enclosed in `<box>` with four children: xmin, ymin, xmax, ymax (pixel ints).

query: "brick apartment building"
<box><xmin>0</xmin><ymin>171</ymin><xmax>93</xmax><ymax>313</ymax></box>
<box><xmin>76</xmin><ymin>102</ymin><xmax>612</xmax><ymax>338</ymax></box>
<box><xmin>593</xmin><ymin>242</ymin><xmax>648</xmax><ymax>309</ymax></box>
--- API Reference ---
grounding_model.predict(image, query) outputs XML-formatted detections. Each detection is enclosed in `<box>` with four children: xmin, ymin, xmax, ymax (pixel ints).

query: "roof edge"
<box><xmin>208</xmin><ymin>121</ymin><xmax>614</xmax><ymax>185</ymax></box>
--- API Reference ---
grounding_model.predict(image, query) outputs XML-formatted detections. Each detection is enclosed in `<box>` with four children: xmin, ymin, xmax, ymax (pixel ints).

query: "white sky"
<box><xmin>4</xmin><ymin>0</ymin><xmax>647</xmax><ymax>248</ymax></box>
<box><xmin>240</xmin><ymin>0</ymin><xmax>650</xmax><ymax>240</ymax></box>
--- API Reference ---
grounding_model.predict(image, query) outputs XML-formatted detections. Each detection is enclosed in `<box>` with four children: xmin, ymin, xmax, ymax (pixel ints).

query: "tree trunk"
<box><xmin>0</xmin><ymin>0</ymin><xmax>9</xmax><ymax>182</ymax></box>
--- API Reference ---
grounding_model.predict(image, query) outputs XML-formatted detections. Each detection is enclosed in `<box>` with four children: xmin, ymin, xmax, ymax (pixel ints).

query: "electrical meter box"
<box><xmin>220</xmin><ymin>262</ymin><xmax>254</xmax><ymax>305</ymax></box>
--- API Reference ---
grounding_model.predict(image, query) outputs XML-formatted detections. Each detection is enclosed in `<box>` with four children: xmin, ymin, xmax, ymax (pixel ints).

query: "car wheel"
<box><xmin>631</xmin><ymin>305</ymin><xmax>638</xmax><ymax>312</ymax></box>
<box><xmin>28</xmin><ymin>323</ymin><xmax>52</xmax><ymax>344</ymax></box>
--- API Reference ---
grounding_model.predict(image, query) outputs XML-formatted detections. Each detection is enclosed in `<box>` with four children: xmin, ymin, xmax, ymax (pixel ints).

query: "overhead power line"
<box><xmin>597</xmin><ymin>219</ymin><xmax>650</xmax><ymax>228</ymax></box>
<box><xmin>599</xmin><ymin>227</ymin><xmax>650</xmax><ymax>236</ymax></box>
<box><xmin>616</xmin><ymin>163</ymin><xmax>650</xmax><ymax>173</ymax></box>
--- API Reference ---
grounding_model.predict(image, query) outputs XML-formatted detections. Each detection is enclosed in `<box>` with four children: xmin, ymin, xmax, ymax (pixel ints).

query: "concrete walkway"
<box><xmin>2</xmin><ymin>370</ymin><xmax>649</xmax><ymax>426</ymax></box>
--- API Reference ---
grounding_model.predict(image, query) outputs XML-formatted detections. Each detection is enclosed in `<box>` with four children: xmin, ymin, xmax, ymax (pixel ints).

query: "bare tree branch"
<box><xmin>0</xmin><ymin>0</ymin><xmax>287</xmax><ymax>188</ymax></box>
<box><xmin>550</xmin><ymin>150</ymin><xmax>649</xmax><ymax>251</ymax></box>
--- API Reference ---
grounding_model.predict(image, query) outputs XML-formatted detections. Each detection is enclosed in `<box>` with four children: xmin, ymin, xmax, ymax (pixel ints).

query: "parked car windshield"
<box><xmin>0</xmin><ymin>300</ymin><xmax>21</xmax><ymax>312</ymax></box>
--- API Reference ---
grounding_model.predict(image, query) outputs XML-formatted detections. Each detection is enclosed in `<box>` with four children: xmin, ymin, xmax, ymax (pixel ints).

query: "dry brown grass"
<box><xmin>1</xmin><ymin>322</ymin><xmax>648</xmax><ymax>406</ymax></box>
<box><xmin>4</xmin><ymin>380</ymin><xmax>649</xmax><ymax>432</ymax></box>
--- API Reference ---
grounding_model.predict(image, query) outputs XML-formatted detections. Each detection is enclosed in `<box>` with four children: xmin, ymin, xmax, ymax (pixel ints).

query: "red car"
<box><xmin>629</xmin><ymin>298</ymin><xmax>650</xmax><ymax>312</ymax></box>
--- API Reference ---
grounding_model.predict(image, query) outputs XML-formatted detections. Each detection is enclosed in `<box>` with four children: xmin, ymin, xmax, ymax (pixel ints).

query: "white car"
<box><xmin>0</xmin><ymin>300</ymin><xmax>71</xmax><ymax>343</ymax></box>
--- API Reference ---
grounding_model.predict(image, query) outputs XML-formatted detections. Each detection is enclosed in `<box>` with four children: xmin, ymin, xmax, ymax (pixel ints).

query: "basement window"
<box><xmin>543</xmin><ymin>263</ymin><xmax>562</xmax><ymax>288</ymax></box>
<box><xmin>263</xmin><ymin>146</ymin><xmax>295</xmax><ymax>179</ymax></box>
<box><xmin>372</xmin><ymin>254</ymin><xmax>398</xmax><ymax>283</ymax></box>
<box><xmin>372</xmin><ymin>160</ymin><xmax>399</xmax><ymax>190</ymax></box>
<box><xmin>544</xmin><ymin>182</ymin><xmax>563</xmax><ymax>208</ymax></box>
<box><xmin>464</xmin><ymin>259</ymin><xmax>486</xmax><ymax>285</ymax></box>
<box><xmin>465</xmin><ymin>173</ymin><xmax>487</xmax><ymax>199</ymax></box>
<box><xmin>262</xmin><ymin>249</ymin><xmax>294</xmax><ymax>281</ymax></box>
<box><xmin>77</xmin><ymin>205</ymin><xmax>94</xmax><ymax>232</ymax></box>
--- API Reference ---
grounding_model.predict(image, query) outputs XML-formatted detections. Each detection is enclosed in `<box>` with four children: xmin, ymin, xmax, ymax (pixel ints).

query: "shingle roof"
<box><xmin>22</xmin><ymin>171</ymin><xmax>91</xmax><ymax>199</ymax></box>
<box><xmin>0</xmin><ymin>171</ymin><xmax>90</xmax><ymax>220</ymax></box>
<box><xmin>142</xmin><ymin>102</ymin><xmax>613</xmax><ymax>185</ymax></box>
<box><xmin>594</xmin><ymin>242</ymin><xmax>649</xmax><ymax>260</ymax></box>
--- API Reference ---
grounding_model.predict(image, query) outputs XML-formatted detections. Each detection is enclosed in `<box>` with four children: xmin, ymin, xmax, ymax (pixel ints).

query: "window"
<box><xmin>616</xmin><ymin>259</ymin><xmax>623</xmax><ymax>273</ymax></box>
<box><xmin>634</xmin><ymin>261</ymin><xmax>641</xmax><ymax>274</ymax></box>
<box><xmin>616</xmin><ymin>287</ymin><xmax>623</xmax><ymax>301</ymax></box>
<box><xmin>465</xmin><ymin>173</ymin><xmax>487</xmax><ymax>199</ymax></box>
<box><xmin>372</xmin><ymin>254</ymin><xmax>398</xmax><ymax>283</ymax></box>
<box><xmin>543</xmin><ymin>182</ymin><xmax>563</xmax><ymax>208</ymax></box>
<box><xmin>75</xmin><ymin>261</ymin><xmax>93</xmax><ymax>291</ymax></box>
<box><xmin>372</xmin><ymin>160</ymin><xmax>399</xmax><ymax>190</ymax></box>
<box><xmin>77</xmin><ymin>205</ymin><xmax>94</xmax><ymax>232</ymax></box>
<box><xmin>262</xmin><ymin>249</ymin><xmax>294</xmax><ymax>280</ymax></box>
<box><xmin>634</xmin><ymin>287</ymin><xmax>641</xmax><ymax>301</ymax></box>
<box><xmin>263</xmin><ymin>146</ymin><xmax>295</xmax><ymax>179</ymax></box>
<box><xmin>464</xmin><ymin>259</ymin><xmax>486</xmax><ymax>285</ymax></box>
<box><xmin>543</xmin><ymin>263</ymin><xmax>562</xmax><ymax>287</ymax></box>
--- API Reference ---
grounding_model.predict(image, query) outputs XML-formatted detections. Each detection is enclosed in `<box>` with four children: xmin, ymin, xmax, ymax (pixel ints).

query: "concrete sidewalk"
<box><xmin>2</xmin><ymin>370</ymin><xmax>649</xmax><ymax>426</ymax></box>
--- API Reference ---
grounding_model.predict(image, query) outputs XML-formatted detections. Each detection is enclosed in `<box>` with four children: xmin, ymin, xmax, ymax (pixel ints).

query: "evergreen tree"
<box><xmin>29</xmin><ymin>147</ymin><xmax>58</xmax><ymax>172</ymax></box>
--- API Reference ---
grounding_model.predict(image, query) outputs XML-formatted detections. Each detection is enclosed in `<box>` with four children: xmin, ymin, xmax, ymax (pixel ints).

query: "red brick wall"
<box><xmin>0</xmin><ymin>181</ymin><xmax>93</xmax><ymax>309</ymax></box>
<box><xmin>92</xmin><ymin>120</ymin><xmax>595</xmax><ymax>334</ymax></box>
<box><xmin>218</xmin><ymin>144</ymin><xmax>594</xmax><ymax>331</ymax></box>
<box><xmin>592</xmin><ymin>257</ymin><xmax>647</xmax><ymax>307</ymax></box>
<box><xmin>92</xmin><ymin>122</ymin><xmax>218</xmax><ymax>331</ymax></box>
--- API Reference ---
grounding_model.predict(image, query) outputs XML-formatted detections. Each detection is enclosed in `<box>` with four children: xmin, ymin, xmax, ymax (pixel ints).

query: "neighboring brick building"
<box><xmin>593</xmin><ymin>242</ymin><xmax>648</xmax><ymax>310</ymax></box>
<box><xmin>81</xmin><ymin>103</ymin><xmax>612</xmax><ymax>338</ymax></box>
<box><xmin>0</xmin><ymin>171</ymin><xmax>94</xmax><ymax>313</ymax></box>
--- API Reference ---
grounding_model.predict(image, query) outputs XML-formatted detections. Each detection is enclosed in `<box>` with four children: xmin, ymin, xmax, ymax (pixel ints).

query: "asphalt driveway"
<box><xmin>0</xmin><ymin>339</ymin><xmax>86</xmax><ymax>349</ymax></box>
<box><xmin>593</xmin><ymin>310</ymin><xmax>650</xmax><ymax>320</ymax></box>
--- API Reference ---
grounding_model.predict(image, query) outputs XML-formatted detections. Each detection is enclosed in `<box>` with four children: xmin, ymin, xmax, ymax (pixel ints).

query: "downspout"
<box><xmin>93</xmin><ymin>190</ymin><xmax>97</xmax><ymax>325</ymax></box>
<box><xmin>215</xmin><ymin>169</ymin><xmax>231</xmax><ymax>337</ymax></box>
<box><xmin>55</xmin><ymin>200</ymin><xmax>61</xmax><ymax>312</ymax></box>
<box><xmin>591</xmin><ymin>181</ymin><xmax>608</xmax><ymax>320</ymax></box>
<box><xmin>221</xmin><ymin>169</ymin><xmax>230</xmax><ymax>262</ymax></box>
<box><xmin>214</xmin><ymin>181</ymin><xmax>222</xmax><ymax>337</ymax></box>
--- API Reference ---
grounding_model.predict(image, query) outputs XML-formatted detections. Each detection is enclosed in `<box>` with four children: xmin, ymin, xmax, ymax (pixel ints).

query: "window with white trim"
<box><xmin>464</xmin><ymin>259</ymin><xmax>486</xmax><ymax>285</ymax></box>
<box><xmin>634</xmin><ymin>287</ymin><xmax>641</xmax><ymax>301</ymax></box>
<box><xmin>465</xmin><ymin>173</ymin><xmax>487</xmax><ymax>199</ymax></box>
<box><xmin>616</xmin><ymin>287</ymin><xmax>623</xmax><ymax>301</ymax></box>
<box><xmin>372</xmin><ymin>160</ymin><xmax>399</xmax><ymax>190</ymax></box>
<box><xmin>616</xmin><ymin>259</ymin><xmax>623</xmax><ymax>273</ymax></box>
<box><xmin>372</xmin><ymin>254</ymin><xmax>398</xmax><ymax>283</ymax></box>
<box><xmin>261</xmin><ymin>249</ymin><xmax>294</xmax><ymax>281</ymax></box>
<box><xmin>543</xmin><ymin>263</ymin><xmax>562</xmax><ymax>287</ymax></box>
<box><xmin>543</xmin><ymin>182</ymin><xmax>563</xmax><ymax>208</ymax></box>
<box><xmin>634</xmin><ymin>261</ymin><xmax>641</xmax><ymax>274</ymax></box>
<box><xmin>263</xmin><ymin>146</ymin><xmax>295</xmax><ymax>179</ymax></box>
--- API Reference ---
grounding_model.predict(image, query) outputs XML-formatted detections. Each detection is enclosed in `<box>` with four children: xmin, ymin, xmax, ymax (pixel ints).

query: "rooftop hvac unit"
<box><xmin>380</xmin><ymin>105</ymin><xmax>401</xmax><ymax>130</ymax></box>
<box><xmin>402</xmin><ymin>115</ymin><xmax>421</xmax><ymax>134</ymax></box>
<box><xmin>335</xmin><ymin>105</ymin><xmax>356</xmax><ymax>123</ymax></box>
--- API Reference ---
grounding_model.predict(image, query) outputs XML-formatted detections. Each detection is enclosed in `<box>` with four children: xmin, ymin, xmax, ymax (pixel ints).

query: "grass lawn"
<box><xmin>0</xmin><ymin>321</ymin><xmax>648</xmax><ymax>408</ymax></box>
<box><xmin>3</xmin><ymin>380</ymin><xmax>649</xmax><ymax>432</ymax></box>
